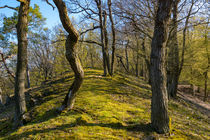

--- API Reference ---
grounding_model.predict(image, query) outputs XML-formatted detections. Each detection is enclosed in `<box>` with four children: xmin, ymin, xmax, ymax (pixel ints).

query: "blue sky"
<box><xmin>0</xmin><ymin>0</ymin><xmax>61</xmax><ymax>29</ymax></box>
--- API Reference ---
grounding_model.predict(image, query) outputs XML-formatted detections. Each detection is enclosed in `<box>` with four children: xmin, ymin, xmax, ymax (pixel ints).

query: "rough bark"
<box><xmin>108</xmin><ymin>0</ymin><xmax>116</xmax><ymax>76</ymax></box>
<box><xmin>150</xmin><ymin>0</ymin><xmax>172</xmax><ymax>134</ymax></box>
<box><xmin>53</xmin><ymin>0</ymin><xmax>84</xmax><ymax>111</ymax></box>
<box><xmin>14</xmin><ymin>0</ymin><xmax>30</xmax><ymax>128</ymax></box>
<box><xmin>167</xmin><ymin>0</ymin><xmax>180</xmax><ymax>98</ymax></box>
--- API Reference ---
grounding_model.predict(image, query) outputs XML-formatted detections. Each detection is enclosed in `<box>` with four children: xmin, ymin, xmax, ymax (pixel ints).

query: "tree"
<box><xmin>14</xmin><ymin>0</ymin><xmax>30</xmax><ymax>128</ymax></box>
<box><xmin>150</xmin><ymin>0</ymin><xmax>172</xmax><ymax>134</ymax></box>
<box><xmin>53</xmin><ymin>0</ymin><xmax>84</xmax><ymax>111</ymax></box>
<box><xmin>167</xmin><ymin>0</ymin><xmax>180</xmax><ymax>98</ymax></box>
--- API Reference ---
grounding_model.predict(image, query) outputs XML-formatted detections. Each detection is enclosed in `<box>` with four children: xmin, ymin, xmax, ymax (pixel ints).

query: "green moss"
<box><xmin>0</xmin><ymin>69</ymin><xmax>209</xmax><ymax>140</ymax></box>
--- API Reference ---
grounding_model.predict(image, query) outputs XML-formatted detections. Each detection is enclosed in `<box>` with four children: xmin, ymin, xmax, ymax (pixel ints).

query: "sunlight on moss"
<box><xmin>0</xmin><ymin>69</ymin><xmax>209</xmax><ymax>140</ymax></box>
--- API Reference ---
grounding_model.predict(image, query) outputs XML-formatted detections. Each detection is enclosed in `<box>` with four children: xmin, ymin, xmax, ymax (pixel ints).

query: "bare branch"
<box><xmin>0</xmin><ymin>5</ymin><xmax>18</xmax><ymax>11</ymax></box>
<box><xmin>80</xmin><ymin>40</ymin><xmax>102</xmax><ymax>46</ymax></box>
<box><xmin>44</xmin><ymin>0</ymin><xmax>55</xmax><ymax>10</ymax></box>
<box><xmin>80</xmin><ymin>26</ymin><xmax>100</xmax><ymax>35</ymax></box>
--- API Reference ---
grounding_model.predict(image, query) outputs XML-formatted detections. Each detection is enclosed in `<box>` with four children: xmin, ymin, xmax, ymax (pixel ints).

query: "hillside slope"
<box><xmin>0</xmin><ymin>69</ymin><xmax>209</xmax><ymax>139</ymax></box>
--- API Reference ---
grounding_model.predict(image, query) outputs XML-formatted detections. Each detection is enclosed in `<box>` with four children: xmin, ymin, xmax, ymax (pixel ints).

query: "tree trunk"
<box><xmin>204</xmin><ymin>71</ymin><xmax>208</xmax><ymax>102</ymax></box>
<box><xmin>90</xmin><ymin>52</ymin><xmax>94</xmax><ymax>68</ymax></box>
<box><xmin>103</xmin><ymin>11</ymin><xmax>111</xmax><ymax>75</ymax></box>
<box><xmin>167</xmin><ymin>0</ymin><xmax>180</xmax><ymax>98</ymax></box>
<box><xmin>14</xmin><ymin>0</ymin><xmax>30</xmax><ymax>128</ymax></box>
<box><xmin>150</xmin><ymin>0</ymin><xmax>172</xmax><ymax>134</ymax></box>
<box><xmin>95</xmin><ymin>0</ymin><xmax>107</xmax><ymax>76</ymax></box>
<box><xmin>191</xmin><ymin>84</ymin><xmax>196</xmax><ymax>96</ymax></box>
<box><xmin>136</xmin><ymin>40</ymin><xmax>139</xmax><ymax>77</ymax></box>
<box><xmin>203</xmin><ymin>25</ymin><xmax>209</xmax><ymax>102</ymax></box>
<box><xmin>0</xmin><ymin>88</ymin><xmax>3</xmax><ymax>106</ymax></box>
<box><xmin>125</xmin><ymin>40</ymin><xmax>129</xmax><ymax>72</ymax></box>
<box><xmin>26</xmin><ymin>65</ymin><xmax>30</xmax><ymax>88</ymax></box>
<box><xmin>53</xmin><ymin>0</ymin><xmax>84</xmax><ymax>111</ymax></box>
<box><xmin>108</xmin><ymin>0</ymin><xmax>116</xmax><ymax>76</ymax></box>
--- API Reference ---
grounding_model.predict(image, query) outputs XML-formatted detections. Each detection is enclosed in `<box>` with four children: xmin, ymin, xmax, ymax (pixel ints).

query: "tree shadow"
<box><xmin>10</xmin><ymin>121</ymin><xmax>153</xmax><ymax>139</ymax></box>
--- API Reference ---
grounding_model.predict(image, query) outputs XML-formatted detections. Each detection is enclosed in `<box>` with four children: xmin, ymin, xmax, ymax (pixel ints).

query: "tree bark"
<box><xmin>26</xmin><ymin>65</ymin><xmax>30</xmax><ymax>88</ymax></box>
<box><xmin>0</xmin><ymin>88</ymin><xmax>3</xmax><ymax>106</ymax></box>
<box><xmin>167</xmin><ymin>0</ymin><xmax>180</xmax><ymax>98</ymax></box>
<box><xmin>150</xmin><ymin>0</ymin><xmax>172</xmax><ymax>134</ymax></box>
<box><xmin>108</xmin><ymin>0</ymin><xmax>116</xmax><ymax>76</ymax></box>
<box><xmin>103</xmin><ymin>10</ymin><xmax>111</xmax><ymax>75</ymax></box>
<box><xmin>125</xmin><ymin>40</ymin><xmax>129</xmax><ymax>72</ymax></box>
<box><xmin>204</xmin><ymin>71</ymin><xmax>208</xmax><ymax>102</ymax></box>
<box><xmin>136</xmin><ymin>39</ymin><xmax>139</xmax><ymax>77</ymax></box>
<box><xmin>95</xmin><ymin>0</ymin><xmax>107</xmax><ymax>76</ymax></box>
<box><xmin>14</xmin><ymin>0</ymin><xmax>30</xmax><ymax>128</ymax></box>
<box><xmin>53</xmin><ymin>0</ymin><xmax>84</xmax><ymax>111</ymax></box>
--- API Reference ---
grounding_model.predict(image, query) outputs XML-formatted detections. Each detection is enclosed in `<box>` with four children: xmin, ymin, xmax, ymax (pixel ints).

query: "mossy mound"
<box><xmin>0</xmin><ymin>69</ymin><xmax>209</xmax><ymax>139</ymax></box>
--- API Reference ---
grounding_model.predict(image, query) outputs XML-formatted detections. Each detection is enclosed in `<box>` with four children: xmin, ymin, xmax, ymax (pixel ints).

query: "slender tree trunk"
<box><xmin>26</xmin><ymin>65</ymin><xmax>30</xmax><ymax>88</ymax></box>
<box><xmin>136</xmin><ymin>54</ymin><xmax>139</xmax><ymax>77</ymax></box>
<box><xmin>103</xmin><ymin>11</ymin><xmax>111</xmax><ymax>75</ymax></box>
<box><xmin>108</xmin><ymin>0</ymin><xmax>116</xmax><ymax>76</ymax></box>
<box><xmin>204</xmin><ymin>71</ymin><xmax>208</xmax><ymax>102</ymax></box>
<box><xmin>90</xmin><ymin>52</ymin><xmax>94</xmax><ymax>68</ymax></box>
<box><xmin>191</xmin><ymin>84</ymin><xmax>196</xmax><ymax>96</ymax></box>
<box><xmin>53</xmin><ymin>0</ymin><xmax>84</xmax><ymax>111</ymax></box>
<box><xmin>150</xmin><ymin>0</ymin><xmax>172</xmax><ymax>134</ymax></box>
<box><xmin>14</xmin><ymin>0</ymin><xmax>30</xmax><ymax>128</ymax></box>
<box><xmin>95</xmin><ymin>0</ymin><xmax>107</xmax><ymax>76</ymax></box>
<box><xmin>179</xmin><ymin>0</ymin><xmax>194</xmax><ymax>76</ymax></box>
<box><xmin>0</xmin><ymin>88</ymin><xmax>3</xmax><ymax>106</ymax></box>
<box><xmin>167</xmin><ymin>0</ymin><xmax>180</xmax><ymax>98</ymax></box>
<box><xmin>204</xmin><ymin>26</ymin><xmax>209</xmax><ymax>102</ymax></box>
<box><xmin>136</xmin><ymin>40</ymin><xmax>139</xmax><ymax>77</ymax></box>
<box><xmin>125</xmin><ymin>40</ymin><xmax>129</xmax><ymax>72</ymax></box>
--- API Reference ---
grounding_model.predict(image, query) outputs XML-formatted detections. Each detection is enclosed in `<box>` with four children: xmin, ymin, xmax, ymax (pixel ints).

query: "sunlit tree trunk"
<box><xmin>53</xmin><ymin>0</ymin><xmax>84</xmax><ymax>111</ymax></box>
<box><xmin>108</xmin><ymin>0</ymin><xmax>116</xmax><ymax>76</ymax></box>
<box><xmin>14</xmin><ymin>0</ymin><xmax>30</xmax><ymax>128</ymax></box>
<box><xmin>150</xmin><ymin>0</ymin><xmax>172</xmax><ymax>134</ymax></box>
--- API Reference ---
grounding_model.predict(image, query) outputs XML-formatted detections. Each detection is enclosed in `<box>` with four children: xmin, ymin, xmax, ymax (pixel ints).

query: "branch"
<box><xmin>80</xmin><ymin>26</ymin><xmax>100</xmax><ymax>35</ymax></box>
<box><xmin>79</xmin><ymin>40</ymin><xmax>102</xmax><ymax>46</ymax></box>
<box><xmin>0</xmin><ymin>52</ymin><xmax>15</xmax><ymax>79</ymax></box>
<box><xmin>0</xmin><ymin>5</ymin><xmax>18</xmax><ymax>11</ymax></box>
<box><xmin>45</xmin><ymin>0</ymin><xmax>55</xmax><ymax>10</ymax></box>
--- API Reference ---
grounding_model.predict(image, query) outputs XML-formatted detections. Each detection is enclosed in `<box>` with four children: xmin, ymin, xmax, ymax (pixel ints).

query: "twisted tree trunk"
<box><xmin>14</xmin><ymin>0</ymin><xmax>30</xmax><ymax>128</ymax></box>
<box><xmin>150</xmin><ymin>0</ymin><xmax>172</xmax><ymax>134</ymax></box>
<box><xmin>53</xmin><ymin>0</ymin><xmax>84</xmax><ymax>111</ymax></box>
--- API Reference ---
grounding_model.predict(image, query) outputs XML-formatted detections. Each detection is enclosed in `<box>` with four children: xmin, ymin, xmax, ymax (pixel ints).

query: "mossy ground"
<box><xmin>0</xmin><ymin>69</ymin><xmax>209</xmax><ymax>139</ymax></box>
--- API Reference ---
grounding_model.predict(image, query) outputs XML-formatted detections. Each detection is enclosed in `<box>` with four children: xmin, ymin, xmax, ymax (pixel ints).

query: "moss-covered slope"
<box><xmin>0</xmin><ymin>69</ymin><xmax>209</xmax><ymax>139</ymax></box>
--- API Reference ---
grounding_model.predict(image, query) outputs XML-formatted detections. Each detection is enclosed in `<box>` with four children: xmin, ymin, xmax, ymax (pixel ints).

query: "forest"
<box><xmin>0</xmin><ymin>0</ymin><xmax>209</xmax><ymax>139</ymax></box>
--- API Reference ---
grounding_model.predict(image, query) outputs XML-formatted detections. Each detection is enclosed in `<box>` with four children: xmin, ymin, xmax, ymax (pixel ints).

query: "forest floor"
<box><xmin>0</xmin><ymin>69</ymin><xmax>209</xmax><ymax>139</ymax></box>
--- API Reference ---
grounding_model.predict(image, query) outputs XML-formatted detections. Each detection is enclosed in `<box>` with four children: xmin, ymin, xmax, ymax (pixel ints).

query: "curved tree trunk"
<box><xmin>14</xmin><ymin>0</ymin><xmax>30</xmax><ymax>128</ymax></box>
<box><xmin>150</xmin><ymin>0</ymin><xmax>172</xmax><ymax>134</ymax></box>
<box><xmin>53</xmin><ymin>0</ymin><xmax>84</xmax><ymax>111</ymax></box>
